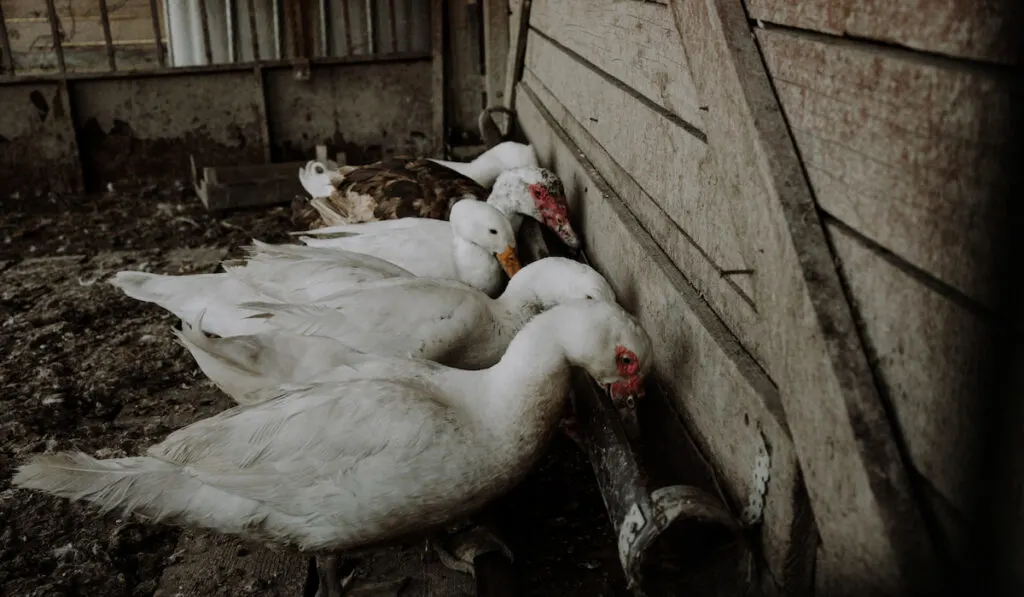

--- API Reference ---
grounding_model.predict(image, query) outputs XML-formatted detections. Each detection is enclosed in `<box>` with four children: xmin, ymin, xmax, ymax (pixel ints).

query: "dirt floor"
<box><xmin>0</xmin><ymin>185</ymin><xmax>629</xmax><ymax>596</ymax></box>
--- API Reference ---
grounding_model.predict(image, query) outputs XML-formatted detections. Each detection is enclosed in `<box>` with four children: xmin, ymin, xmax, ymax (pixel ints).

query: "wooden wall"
<box><xmin>508</xmin><ymin>0</ymin><xmax>1014</xmax><ymax>594</ymax></box>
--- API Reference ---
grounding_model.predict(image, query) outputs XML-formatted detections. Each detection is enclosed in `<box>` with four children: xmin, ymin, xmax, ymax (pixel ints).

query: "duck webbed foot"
<box><xmin>429</xmin><ymin>524</ymin><xmax>514</xmax><ymax>578</ymax></box>
<box><xmin>314</xmin><ymin>554</ymin><xmax>357</xmax><ymax>597</ymax></box>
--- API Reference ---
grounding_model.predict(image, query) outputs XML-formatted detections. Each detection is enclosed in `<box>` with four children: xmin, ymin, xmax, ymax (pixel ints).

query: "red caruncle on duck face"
<box><xmin>527</xmin><ymin>178</ymin><xmax>581</xmax><ymax>251</ymax></box>
<box><xmin>607</xmin><ymin>345</ymin><xmax>644</xmax><ymax>409</ymax></box>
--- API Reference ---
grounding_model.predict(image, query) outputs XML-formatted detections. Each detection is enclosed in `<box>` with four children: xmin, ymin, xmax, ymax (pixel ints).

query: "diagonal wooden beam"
<box><xmin>666</xmin><ymin>0</ymin><xmax>944</xmax><ymax>594</ymax></box>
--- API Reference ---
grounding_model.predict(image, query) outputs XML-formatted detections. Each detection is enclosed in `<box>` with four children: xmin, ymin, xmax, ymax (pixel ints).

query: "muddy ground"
<box><xmin>0</xmin><ymin>185</ymin><xmax>628</xmax><ymax>596</ymax></box>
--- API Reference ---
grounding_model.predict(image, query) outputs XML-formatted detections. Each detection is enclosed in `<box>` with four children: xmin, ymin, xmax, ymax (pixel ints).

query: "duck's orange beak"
<box><xmin>496</xmin><ymin>245</ymin><xmax>522</xmax><ymax>278</ymax></box>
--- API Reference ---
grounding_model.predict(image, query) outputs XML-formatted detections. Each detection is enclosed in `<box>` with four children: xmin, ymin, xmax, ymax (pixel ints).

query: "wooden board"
<box><xmin>826</xmin><ymin>221</ymin><xmax>993</xmax><ymax>515</ymax></box>
<box><xmin>745</xmin><ymin>0</ymin><xmax>1016</xmax><ymax>65</ymax></box>
<box><xmin>519</xmin><ymin>72</ymin><xmax>766</xmax><ymax>380</ymax></box>
<box><xmin>523</xmin><ymin>31</ymin><xmax>755</xmax><ymax>299</ymax></box>
<box><xmin>528</xmin><ymin>0</ymin><xmax>704</xmax><ymax>132</ymax></box>
<box><xmin>757</xmin><ymin>28</ymin><xmax>1012</xmax><ymax>309</ymax></box>
<box><xmin>516</xmin><ymin>80</ymin><xmax>814</xmax><ymax>596</ymax></box>
<box><xmin>263</xmin><ymin>60</ymin><xmax>435</xmax><ymax>162</ymax></box>
<box><xmin>501</xmin><ymin>0</ymin><xmax>529</xmax><ymax>111</ymax></box>
<box><xmin>447</xmin><ymin>0</ymin><xmax>484</xmax><ymax>143</ymax></box>
<box><xmin>0</xmin><ymin>82</ymin><xmax>83</xmax><ymax>197</ymax></box>
<box><xmin>482</xmin><ymin>0</ymin><xmax>509</xmax><ymax>106</ymax></box>
<box><xmin>668</xmin><ymin>0</ymin><xmax>942</xmax><ymax>594</ymax></box>
<box><xmin>3</xmin><ymin>0</ymin><xmax>157</xmax><ymax>19</ymax></box>
<box><xmin>6</xmin><ymin>17</ymin><xmax>161</xmax><ymax>53</ymax></box>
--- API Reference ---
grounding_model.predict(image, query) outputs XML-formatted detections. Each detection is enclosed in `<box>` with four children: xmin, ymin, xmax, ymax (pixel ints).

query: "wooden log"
<box><xmin>746</xmin><ymin>0</ymin><xmax>1017</xmax><ymax>65</ymax></box>
<box><xmin>756</xmin><ymin>28</ymin><xmax>1012</xmax><ymax>309</ymax></box>
<box><xmin>528</xmin><ymin>0</ymin><xmax>704</xmax><ymax>132</ymax></box>
<box><xmin>667</xmin><ymin>0</ymin><xmax>944</xmax><ymax>594</ymax></box>
<box><xmin>516</xmin><ymin>80</ymin><xmax>813</xmax><ymax>596</ymax></box>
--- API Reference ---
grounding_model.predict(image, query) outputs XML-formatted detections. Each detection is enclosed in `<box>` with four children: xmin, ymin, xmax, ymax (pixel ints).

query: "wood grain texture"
<box><xmin>501</xmin><ymin>0</ymin><xmax>529</xmax><ymax>110</ymax></box>
<box><xmin>430</xmin><ymin>0</ymin><xmax>444</xmax><ymax>155</ymax></box>
<box><xmin>758</xmin><ymin>28</ymin><xmax>1012</xmax><ymax>308</ymax></box>
<box><xmin>745</xmin><ymin>0</ymin><xmax>1016</xmax><ymax>65</ymax></box>
<box><xmin>482</xmin><ymin>0</ymin><xmax>509</xmax><ymax>106</ymax></box>
<box><xmin>516</xmin><ymin>82</ymin><xmax>812</xmax><ymax>594</ymax></box>
<box><xmin>523</xmin><ymin>30</ymin><xmax>755</xmax><ymax>296</ymax></box>
<box><xmin>447</xmin><ymin>0</ymin><xmax>484</xmax><ymax>142</ymax></box>
<box><xmin>668</xmin><ymin>0</ymin><xmax>941</xmax><ymax>594</ymax></box>
<box><xmin>827</xmin><ymin>221</ymin><xmax>992</xmax><ymax>515</ymax></box>
<box><xmin>519</xmin><ymin>69</ymin><xmax>768</xmax><ymax>379</ymax></box>
<box><xmin>528</xmin><ymin>0</ymin><xmax>704</xmax><ymax>131</ymax></box>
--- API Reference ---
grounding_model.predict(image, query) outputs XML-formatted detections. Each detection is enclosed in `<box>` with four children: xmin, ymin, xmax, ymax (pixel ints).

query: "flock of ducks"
<box><xmin>12</xmin><ymin>141</ymin><xmax>655</xmax><ymax>597</ymax></box>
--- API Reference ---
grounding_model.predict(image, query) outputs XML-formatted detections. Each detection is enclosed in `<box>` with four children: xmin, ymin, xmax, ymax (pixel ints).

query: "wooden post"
<box><xmin>482</xmin><ymin>0</ymin><xmax>510</xmax><ymax>107</ymax></box>
<box><xmin>665</xmin><ymin>0</ymin><xmax>944</xmax><ymax>594</ymax></box>
<box><xmin>501</xmin><ymin>0</ymin><xmax>530</xmax><ymax>111</ymax></box>
<box><xmin>430</xmin><ymin>0</ymin><xmax>446</xmax><ymax>156</ymax></box>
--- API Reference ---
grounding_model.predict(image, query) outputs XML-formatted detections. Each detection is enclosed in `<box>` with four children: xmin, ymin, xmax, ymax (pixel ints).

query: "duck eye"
<box><xmin>585</xmin><ymin>294</ymin><xmax>594</xmax><ymax>300</ymax></box>
<box><xmin>620</xmin><ymin>356</ymin><xmax>632</xmax><ymax>365</ymax></box>
<box><xmin>489</xmin><ymin>229</ymin><xmax>498</xmax><ymax>234</ymax></box>
<box><xmin>314</xmin><ymin>165</ymin><xmax>324</xmax><ymax>174</ymax></box>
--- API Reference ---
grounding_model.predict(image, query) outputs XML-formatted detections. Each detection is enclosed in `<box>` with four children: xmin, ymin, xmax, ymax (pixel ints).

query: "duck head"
<box><xmin>502</xmin><ymin>257</ymin><xmax>615</xmax><ymax>313</ymax></box>
<box><xmin>449</xmin><ymin>199</ymin><xmax>522</xmax><ymax>278</ymax></box>
<box><xmin>489</xmin><ymin>167</ymin><xmax>582</xmax><ymax>253</ymax></box>
<box><xmin>557</xmin><ymin>299</ymin><xmax>652</xmax><ymax>410</ymax></box>
<box><xmin>298</xmin><ymin>160</ymin><xmax>338</xmax><ymax>198</ymax></box>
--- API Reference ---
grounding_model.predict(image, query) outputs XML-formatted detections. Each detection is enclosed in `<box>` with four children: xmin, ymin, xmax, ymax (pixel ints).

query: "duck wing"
<box><xmin>298</xmin><ymin>156</ymin><xmax>489</xmax><ymax>229</ymax></box>
<box><xmin>241</xmin><ymin>278</ymin><xmax>493</xmax><ymax>365</ymax></box>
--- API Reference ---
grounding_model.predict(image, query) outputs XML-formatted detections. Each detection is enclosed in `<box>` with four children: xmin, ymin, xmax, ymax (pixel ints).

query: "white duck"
<box><xmin>175</xmin><ymin>257</ymin><xmax>616</xmax><ymax>402</ymax></box>
<box><xmin>14</xmin><ymin>300</ymin><xmax>653</xmax><ymax>597</ymax></box>
<box><xmin>295</xmin><ymin>198</ymin><xmax>522</xmax><ymax>296</ymax></box>
<box><xmin>109</xmin><ymin>243</ymin><xmax>416</xmax><ymax>338</ymax></box>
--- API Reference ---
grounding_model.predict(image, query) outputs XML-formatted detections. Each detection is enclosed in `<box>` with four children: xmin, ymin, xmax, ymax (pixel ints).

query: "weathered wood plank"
<box><xmin>757</xmin><ymin>28</ymin><xmax>1012</xmax><ymax>309</ymax></box>
<box><xmin>516</xmin><ymin>80</ymin><xmax>813</xmax><ymax>596</ymax></box>
<box><xmin>430</xmin><ymin>0</ymin><xmax>445</xmax><ymax>155</ymax></box>
<box><xmin>0</xmin><ymin>82</ymin><xmax>83</xmax><ymax>198</ymax></box>
<box><xmin>519</xmin><ymin>70</ymin><xmax>766</xmax><ymax>379</ymax></box>
<box><xmin>668</xmin><ymin>0</ymin><xmax>942</xmax><ymax>594</ymax></box>
<box><xmin>529</xmin><ymin>0</ymin><xmax>704</xmax><ymax>132</ymax></box>
<box><xmin>482</xmin><ymin>0</ymin><xmax>509</xmax><ymax>107</ymax></box>
<box><xmin>4</xmin><ymin>0</ymin><xmax>157</xmax><ymax>19</ymax></box>
<box><xmin>447</xmin><ymin>0</ymin><xmax>484</xmax><ymax>143</ymax></box>
<box><xmin>7</xmin><ymin>17</ymin><xmax>161</xmax><ymax>53</ymax></box>
<box><xmin>523</xmin><ymin>30</ymin><xmax>755</xmax><ymax>299</ymax></box>
<box><xmin>826</xmin><ymin>221</ymin><xmax>993</xmax><ymax>516</ymax></box>
<box><xmin>745</xmin><ymin>0</ymin><xmax>1016</xmax><ymax>65</ymax></box>
<box><xmin>501</xmin><ymin>0</ymin><xmax>528</xmax><ymax>111</ymax></box>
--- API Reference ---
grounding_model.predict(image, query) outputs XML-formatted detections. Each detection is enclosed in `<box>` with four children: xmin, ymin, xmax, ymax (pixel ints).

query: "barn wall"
<box><xmin>747</xmin><ymin>0</ymin><xmax>1014</xmax><ymax>589</ymax></box>
<box><xmin>511</xmin><ymin>0</ymin><xmax>1015</xmax><ymax>594</ymax></box>
<box><xmin>510</xmin><ymin>1</ymin><xmax>813</xmax><ymax>594</ymax></box>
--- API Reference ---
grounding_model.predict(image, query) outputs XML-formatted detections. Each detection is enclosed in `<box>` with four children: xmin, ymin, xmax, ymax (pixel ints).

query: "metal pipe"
<box><xmin>272</xmin><ymin>0</ymin><xmax>283</xmax><ymax>59</ymax></box>
<box><xmin>97</xmin><ymin>0</ymin><xmax>116</xmax><ymax>70</ymax></box>
<box><xmin>226</xmin><ymin>0</ymin><xmax>237</xmax><ymax>63</ymax></box>
<box><xmin>148</xmin><ymin>0</ymin><xmax>166</xmax><ymax>66</ymax></box>
<box><xmin>387</xmin><ymin>0</ymin><xmax>397</xmax><ymax>53</ymax></box>
<box><xmin>197</xmin><ymin>0</ymin><xmax>214</xmax><ymax>64</ymax></box>
<box><xmin>364</xmin><ymin>0</ymin><xmax>375</xmax><ymax>54</ymax></box>
<box><xmin>247</xmin><ymin>0</ymin><xmax>261</xmax><ymax>60</ymax></box>
<box><xmin>0</xmin><ymin>2</ymin><xmax>16</xmax><ymax>75</ymax></box>
<box><xmin>44</xmin><ymin>0</ymin><xmax>66</xmax><ymax>73</ymax></box>
<box><xmin>339</xmin><ymin>0</ymin><xmax>353</xmax><ymax>55</ymax></box>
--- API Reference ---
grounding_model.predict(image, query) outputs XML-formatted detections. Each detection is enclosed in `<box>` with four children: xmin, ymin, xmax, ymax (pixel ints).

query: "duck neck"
<box><xmin>478</xmin><ymin>317</ymin><xmax>572</xmax><ymax>440</ymax></box>
<box><xmin>486</xmin><ymin>189</ymin><xmax>526</xmax><ymax>233</ymax></box>
<box><xmin>493</xmin><ymin>272</ymin><xmax>544</xmax><ymax>325</ymax></box>
<box><xmin>430</xmin><ymin>152</ymin><xmax>502</xmax><ymax>188</ymax></box>
<box><xmin>452</xmin><ymin>236</ymin><xmax>502</xmax><ymax>295</ymax></box>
